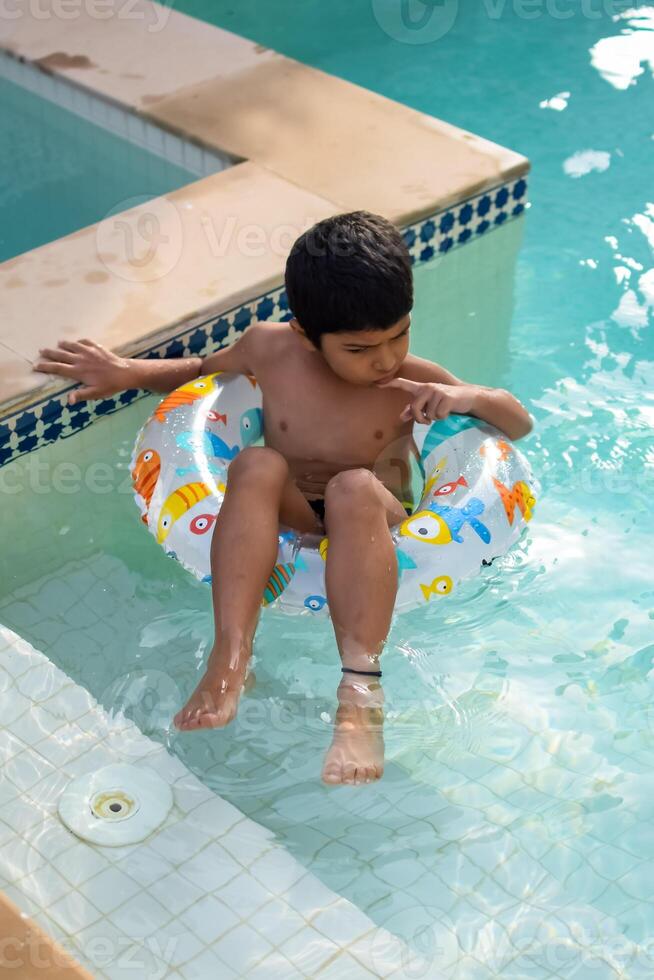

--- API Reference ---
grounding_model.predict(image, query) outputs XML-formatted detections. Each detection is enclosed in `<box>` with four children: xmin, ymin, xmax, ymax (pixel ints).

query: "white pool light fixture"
<box><xmin>58</xmin><ymin>763</ymin><xmax>173</xmax><ymax>846</ymax></box>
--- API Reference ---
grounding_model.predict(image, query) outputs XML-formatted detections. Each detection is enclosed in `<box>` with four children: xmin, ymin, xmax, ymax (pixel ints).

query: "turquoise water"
<box><xmin>1</xmin><ymin>4</ymin><xmax>653</xmax><ymax>977</ymax></box>
<box><xmin>0</xmin><ymin>75</ymin><xmax>195</xmax><ymax>262</ymax></box>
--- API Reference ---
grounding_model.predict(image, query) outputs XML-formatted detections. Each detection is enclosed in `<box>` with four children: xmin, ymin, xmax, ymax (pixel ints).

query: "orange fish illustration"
<box><xmin>433</xmin><ymin>475</ymin><xmax>468</xmax><ymax>497</ymax></box>
<box><xmin>132</xmin><ymin>449</ymin><xmax>161</xmax><ymax>516</ymax></box>
<box><xmin>493</xmin><ymin>477</ymin><xmax>536</xmax><ymax>525</ymax></box>
<box><xmin>480</xmin><ymin>440</ymin><xmax>513</xmax><ymax>463</ymax></box>
<box><xmin>207</xmin><ymin>410</ymin><xmax>227</xmax><ymax>425</ymax></box>
<box><xmin>154</xmin><ymin>374</ymin><xmax>220</xmax><ymax>423</ymax></box>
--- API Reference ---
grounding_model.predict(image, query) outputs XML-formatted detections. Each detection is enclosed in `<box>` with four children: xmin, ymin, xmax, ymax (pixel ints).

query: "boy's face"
<box><xmin>291</xmin><ymin>315</ymin><xmax>411</xmax><ymax>386</ymax></box>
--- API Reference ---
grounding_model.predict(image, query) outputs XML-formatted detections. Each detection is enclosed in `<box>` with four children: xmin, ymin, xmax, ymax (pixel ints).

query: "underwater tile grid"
<box><xmin>0</xmin><ymin>625</ymin><xmax>414</xmax><ymax>979</ymax></box>
<box><xmin>0</xmin><ymin>173</ymin><xmax>527</xmax><ymax>470</ymax></box>
<box><xmin>0</xmin><ymin>48</ymin><xmax>234</xmax><ymax>180</ymax></box>
<box><xmin>4</xmin><ymin>548</ymin><xmax>651</xmax><ymax>979</ymax></box>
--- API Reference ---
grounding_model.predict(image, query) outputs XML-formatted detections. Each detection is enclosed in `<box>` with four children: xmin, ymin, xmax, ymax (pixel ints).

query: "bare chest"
<box><xmin>261</xmin><ymin>371</ymin><xmax>406</xmax><ymax>465</ymax></box>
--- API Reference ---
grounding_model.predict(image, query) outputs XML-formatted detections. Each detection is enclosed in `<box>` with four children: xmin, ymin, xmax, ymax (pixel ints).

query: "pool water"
<box><xmin>0</xmin><ymin>75</ymin><xmax>195</xmax><ymax>262</ymax></box>
<box><xmin>2</xmin><ymin>4</ymin><xmax>654</xmax><ymax>977</ymax></box>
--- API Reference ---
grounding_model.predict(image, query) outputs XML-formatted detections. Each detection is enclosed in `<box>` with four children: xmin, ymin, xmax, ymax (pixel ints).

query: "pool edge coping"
<box><xmin>0</xmin><ymin>0</ymin><xmax>529</xmax><ymax>416</ymax></box>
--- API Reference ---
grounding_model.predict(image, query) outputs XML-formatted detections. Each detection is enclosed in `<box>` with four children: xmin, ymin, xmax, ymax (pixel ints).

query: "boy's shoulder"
<box><xmin>246</xmin><ymin>320</ymin><xmax>294</xmax><ymax>358</ymax></box>
<box><xmin>247</xmin><ymin>320</ymin><xmax>292</xmax><ymax>342</ymax></box>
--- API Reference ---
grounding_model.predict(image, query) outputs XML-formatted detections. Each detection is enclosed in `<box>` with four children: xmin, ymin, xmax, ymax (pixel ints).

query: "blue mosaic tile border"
<box><xmin>0</xmin><ymin>174</ymin><xmax>528</xmax><ymax>468</ymax></box>
<box><xmin>402</xmin><ymin>175</ymin><xmax>527</xmax><ymax>263</ymax></box>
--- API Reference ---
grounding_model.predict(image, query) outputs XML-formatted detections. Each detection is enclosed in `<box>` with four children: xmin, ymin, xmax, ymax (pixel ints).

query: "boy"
<box><xmin>35</xmin><ymin>211</ymin><xmax>532</xmax><ymax>786</ymax></box>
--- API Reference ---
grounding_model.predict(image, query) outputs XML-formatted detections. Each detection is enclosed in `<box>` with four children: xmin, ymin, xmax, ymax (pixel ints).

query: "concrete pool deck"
<box><xmin>0</xmin><ymin>0</ymin><xmax>528</xmax><ymax>414</ymax></box>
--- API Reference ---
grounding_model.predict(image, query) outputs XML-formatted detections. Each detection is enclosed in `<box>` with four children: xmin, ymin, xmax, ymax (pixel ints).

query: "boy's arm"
<box><xmin>380</xmin><ymin>353</ymin><xmax>533</xmax><ymax>441</ymax></box>
<box><xmin>33</xmin><ymin>326</ymin><xmax>261</xmax><ymax>406</ymax></box>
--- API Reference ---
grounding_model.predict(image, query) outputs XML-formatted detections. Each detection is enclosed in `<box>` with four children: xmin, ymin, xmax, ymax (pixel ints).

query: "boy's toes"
<box><xmin>321</xmin><ymin>760</ymin><xmax>345</xmax><ymax>784</ymax></box>
<box><xmin>342</xmin><ymin>762</ymin><xmax>357</xmax><ymax>785</ymax></box>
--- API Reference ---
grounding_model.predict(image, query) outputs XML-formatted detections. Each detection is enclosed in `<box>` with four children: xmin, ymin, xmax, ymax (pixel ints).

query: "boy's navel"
<box><xmin>280</xmin><ymin>420</ymin><xmax>288</xmax><ymax>431</ymax></box>
<box><xmin>374</xmin><ymin>429</ymin><xmax>384</xmax><ymax>440</ymax></box>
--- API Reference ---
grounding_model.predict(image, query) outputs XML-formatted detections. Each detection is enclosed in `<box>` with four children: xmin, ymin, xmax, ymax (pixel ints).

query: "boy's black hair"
<box><xmin>284</xmin><ymin>211</ymin><xmax>413</xmax><ymax>348</ymax></box>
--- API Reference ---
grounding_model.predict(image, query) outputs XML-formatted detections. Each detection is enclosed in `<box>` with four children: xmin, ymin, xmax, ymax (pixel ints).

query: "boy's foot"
<box><xmin>173</xmin><ymin>646</ymin><xmax>252</xmax><ymax>731</ymax></box>
<box><xmin>321</xmin><ymin>676</ymin><xmax>385</xmax><ymax>785</ymax></box>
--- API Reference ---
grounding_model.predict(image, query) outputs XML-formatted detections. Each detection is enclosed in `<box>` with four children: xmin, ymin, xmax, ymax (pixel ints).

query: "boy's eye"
<box><xmin>346</xmin><ymin>328</ymin><xmax>409</xmax><ymax>355</ymax></box>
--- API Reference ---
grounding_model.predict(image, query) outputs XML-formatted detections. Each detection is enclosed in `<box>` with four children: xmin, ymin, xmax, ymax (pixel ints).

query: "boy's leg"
<box><xmin>174</xmin><ymin>447</ymin><xmax>320</xmax><ymax>730</ymax></box>
<box><xmin>321</xmin><ymin>469</ymin><xmax>406</xmax><ymax>785</ymax></box>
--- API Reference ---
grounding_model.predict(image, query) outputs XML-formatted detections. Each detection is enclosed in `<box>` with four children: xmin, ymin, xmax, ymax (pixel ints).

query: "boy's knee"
<box><xmin>325</xmin><ymin>468</ymin><xmax>378</xmax><ymax>508</ymax></box>
<box><xmin>228</xmin><ymin>446</ymin><xmax>288</xmax><ymax>483</ymax></box>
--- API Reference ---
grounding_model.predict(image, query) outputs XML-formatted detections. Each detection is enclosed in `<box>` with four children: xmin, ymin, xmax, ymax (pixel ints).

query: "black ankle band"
<box><xmin>341</xmin><ymin>667</ymin><xmax>382</xmax><ymax>677</ymax></box>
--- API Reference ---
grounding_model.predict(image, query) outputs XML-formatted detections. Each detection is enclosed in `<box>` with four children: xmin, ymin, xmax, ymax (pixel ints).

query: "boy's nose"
<box><xmin>375</xmin><ymin>356</ymin><xmax>396</xmax><ymax>373</ymax></box>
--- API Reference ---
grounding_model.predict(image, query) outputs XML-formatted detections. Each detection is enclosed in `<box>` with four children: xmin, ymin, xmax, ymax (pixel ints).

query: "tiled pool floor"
<box><xmin>0</xmin><ymin>625</ymin><xmax>413</xmax><ymax>979</ymax></box>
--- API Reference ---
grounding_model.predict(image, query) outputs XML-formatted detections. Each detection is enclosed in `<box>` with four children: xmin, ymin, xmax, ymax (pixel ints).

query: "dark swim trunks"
<box><xmin>307</xmin><ymin>497</ymin><xmax>413</xmax><ymax>523</ymax></box>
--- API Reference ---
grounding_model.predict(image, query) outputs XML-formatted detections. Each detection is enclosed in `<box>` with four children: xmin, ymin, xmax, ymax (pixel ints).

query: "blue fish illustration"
<box><xmin>176</xmin><ymin>461</ymin><xmax>225</xmax><ymax>478</ymax></box>
<box><xmin>278</xmin><ymin>530</ymin><xmax>297</xmax><ymax>546</ymax></box>
<box><xmin>293</xmin><ymin>553</ymin><xmax>308</xmax><ymax>572</ymax></box>
<box><xmin>304</xmin><ymin>594</ymin><xmax>327</xmax><ymax>612</ymax></box>
<box><xmin>427</xmin><ymin>498</ymin><xmax>491</xmax><ymax>544</ymax></box>
<box><xmin>396</xmin><ymin>548</ymin><xmax>418</xmax><ymax>580</ymax></box>
<box><xmin>176</xmin><ymin>430</ymin><xmax>239</xmax><ymax>461</ymax></box>
<box><xmin>419</xmin><ymin>416</ymin><xmax>479</xmax><ymax>466</ymax></box>
<box><xmin>239</xmin><ymin>407</ymin><xmax>263</xmax><ymax>446</ymax></box>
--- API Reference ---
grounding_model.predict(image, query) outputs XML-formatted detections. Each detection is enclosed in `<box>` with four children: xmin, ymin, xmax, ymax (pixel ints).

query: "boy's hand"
<box><xmin>33</xmin><ymin>340</ymin><xmax>136</xmax><ymax>405</ymax></box>
<box><xmin>376</xmin><ymin>377</ymin><xmax>477</xmax><ymax>424</ymax></box>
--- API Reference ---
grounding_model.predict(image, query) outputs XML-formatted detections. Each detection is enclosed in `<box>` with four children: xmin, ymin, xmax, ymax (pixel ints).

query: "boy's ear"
<box><xmin>289</xmin><ymin>317</ymin><xmax>319</xmax><ymax>352</ymax></box>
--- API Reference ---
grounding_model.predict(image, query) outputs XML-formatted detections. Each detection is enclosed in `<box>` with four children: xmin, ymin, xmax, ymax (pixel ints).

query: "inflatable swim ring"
<box><xmin>131</xmin><ymin>371</ymin><xmax>538</xmax><ymax>616</ymax></box>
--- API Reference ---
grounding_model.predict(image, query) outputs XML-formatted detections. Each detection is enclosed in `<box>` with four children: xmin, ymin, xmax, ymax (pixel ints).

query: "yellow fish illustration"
<box><xmin>319</xmin><ymin>537</ymin><xmax>329</xmax><ymax>562</ymax></box>
<box><xmin>423</xmin><ymin>456</ymin><xmax>447</xmax><ymax>497</ymax></box>
<box><xmin>492</xmin><ymin>477</ymin><xmax>536</xmax><ymax>525</ymax></box>
<box><xmin>420</xmin><ymin>575</ymin><xmax>453</xmax><ymax>601</ymax></box>
<box><xmin>157</xmin><ymin>482</ymin><xmax>211</xmax><ymax>543</ymax></box>
<box><xmin>399</xmin><ymin>510</ymin><xmax>452</xmax><ymax>545</ymax></box>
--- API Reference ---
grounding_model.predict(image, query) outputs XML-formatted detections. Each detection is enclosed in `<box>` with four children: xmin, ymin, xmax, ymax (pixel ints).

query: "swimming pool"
<box><xmin>2</xmin><ymin>3</ymin><xmax>653</xmax><ymax>978</ymax></box>
<box><xmin>0</xmin><ymin>53</ymin><xmax>222</xmax><ymax>262</ymax></box>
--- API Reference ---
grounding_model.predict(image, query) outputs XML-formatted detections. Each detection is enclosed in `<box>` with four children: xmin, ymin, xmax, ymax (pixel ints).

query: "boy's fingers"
<box><xmin>376</xmin><ymin>376</ymin><xmax>419</xmax><ymax>391</ymax></box>
<box><xmin>58</xmin><ymin>340</ymin><xmax>92</xmax><ymax>355</ymax></box>
<box><xmin>37</xmin><ymin>347</ymin><xmax>76</xmax><ymax>364</ymax></box>
<box><xmin>33</xmin><ymin>361</ymin><xmax>79</xmax><ymax>378</ymax></box>
<box><xmin>68</xmin><ymin>386</ymin><xmax>99</xmax><ymax>404</ymax></box>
